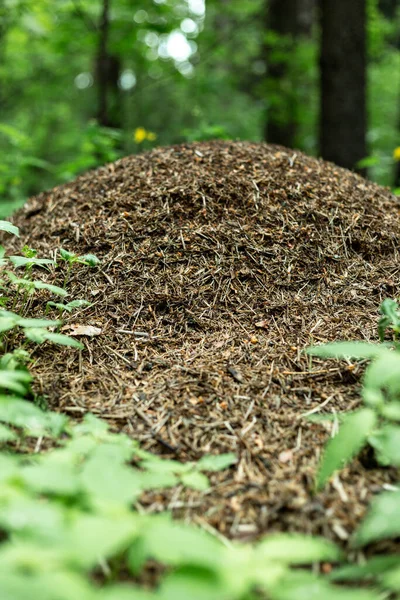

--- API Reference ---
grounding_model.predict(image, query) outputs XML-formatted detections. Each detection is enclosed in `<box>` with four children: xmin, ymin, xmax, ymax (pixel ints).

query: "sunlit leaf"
<box><xmin>256</xmin><ymin>533</ymin><xmax>341</xmax><ymax>564</ymax></box>
<box><xmin>0</xmin><ymin>220</ymin><xmax>19</xmax><ymax>237</ymax></box>
<box><xmin>316</xmin><ymin>408</ymin><xmax>377</xmax><ymax>489</ymax></box>
<box><xmin>354</xmin><ymin>489</ymin><xmax>400</xmax><ymax>546</ymax></box>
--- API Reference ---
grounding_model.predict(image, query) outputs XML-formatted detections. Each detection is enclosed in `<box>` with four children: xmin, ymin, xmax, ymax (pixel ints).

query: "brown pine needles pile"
<box><xmin>9</xmin><ymin>141</ymin><xmax>400</xmax><ymax>544</ymax></box>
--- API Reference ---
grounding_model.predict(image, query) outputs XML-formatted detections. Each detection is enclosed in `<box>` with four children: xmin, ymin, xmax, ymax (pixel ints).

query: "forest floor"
<box><xmin>8</xmin><ymin>140</ymin><xmax>400</xmax><ymax>549</ymax></box>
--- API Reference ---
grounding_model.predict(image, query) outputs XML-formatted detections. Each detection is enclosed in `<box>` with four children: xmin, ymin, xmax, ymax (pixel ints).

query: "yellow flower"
<box><xmin>134</xmin><ymin>127</ymin><xmax>147</xmax><ymax>144</ymax></box>
<box><xmin>393</xmin><ymin>147</ymin><xmax>400</xmax><ymax>161</ymax></box>
<box><xmin>134</xmin><ymin>128</ymin><xmax>157</xmax><ymax>144</ymax></box>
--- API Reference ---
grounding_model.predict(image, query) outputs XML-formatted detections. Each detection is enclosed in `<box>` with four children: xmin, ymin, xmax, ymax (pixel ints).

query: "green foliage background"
<box><xmin>0</xmin><ymin>0</ymin><xmax>399</xmax><ymax>217</ymax></box>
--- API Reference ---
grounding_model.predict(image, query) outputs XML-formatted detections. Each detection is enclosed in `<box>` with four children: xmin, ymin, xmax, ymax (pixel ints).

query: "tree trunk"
<box><xmin>265</xmin><ymin>0</ymin><xmax>299</xmax><ymax>147</ymax></box>
<box><xmin>263</xmin><ymin>0</ymin><xmax>317</xmax><ymax>147</ymax></box>
<box><xmin>319</xmin><ymin>0</ymin><xmax>367</xmax><ymax>173</ymax></box>
<box><xmin>96</xmin><ymin>0</ymin><xmax>121</xmax><ymax>127</ymax></box>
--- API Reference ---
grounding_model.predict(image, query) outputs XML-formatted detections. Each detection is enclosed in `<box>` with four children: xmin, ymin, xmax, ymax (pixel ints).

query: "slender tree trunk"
<box><xmin>96</xmin><ymin>0</ymin><xmax>113</xmax><ymax>127</ymax></box>
<box><xmin>265</xmin><ymin>0</ymin><xmax>299</xmax><ymax>147</ymax></box>
<box><xmin>319</xmin><ymin>0</ymin><xmax>367</xmax><ymax>172</ymax></box>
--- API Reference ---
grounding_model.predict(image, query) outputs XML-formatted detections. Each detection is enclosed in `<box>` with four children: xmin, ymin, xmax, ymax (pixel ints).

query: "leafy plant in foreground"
<box><xmin>306</xmin><ymin>297</ymin><xmax>400</xmax><ymax>592</ymax></box>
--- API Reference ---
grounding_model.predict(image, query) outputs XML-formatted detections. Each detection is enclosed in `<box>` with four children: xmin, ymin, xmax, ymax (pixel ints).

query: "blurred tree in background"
<box><xmin>0</xmin><ymin>0</ymin><xmax>399</xmax><ymax>216</ymax></box>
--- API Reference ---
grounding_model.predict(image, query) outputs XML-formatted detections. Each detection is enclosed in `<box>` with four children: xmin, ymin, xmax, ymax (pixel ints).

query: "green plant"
<box><xmin>46</xmin><ymin>299</ymin><xmax>91</xmax><ymax>318</ymax></box>
<box><xmin>307</xmin><ymin>332</ymin><xmax>400</xmax><ymax>489</ymax></box>
<box><xmin>58</xmin><ymin>248</ymin><xmax>100</xmax><ymax>288</ymax></box>
<box><xmin>0</xmin><ymin>398</ymin><xmax>382</xmax><ymax>600</ymax></box>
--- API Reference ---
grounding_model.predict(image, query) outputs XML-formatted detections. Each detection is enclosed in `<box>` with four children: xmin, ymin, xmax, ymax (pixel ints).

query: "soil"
<box><xmin>7</xmin><ymin>140</ymin><xmax>400</xmax><ymax>547</ymax></box>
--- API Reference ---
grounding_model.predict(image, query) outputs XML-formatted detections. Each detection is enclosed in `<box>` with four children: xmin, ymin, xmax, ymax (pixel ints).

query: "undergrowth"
<box><xmin>0</xmin><ymin>220</ymin><xmax>398</xmax><ymax>599</ymax></box>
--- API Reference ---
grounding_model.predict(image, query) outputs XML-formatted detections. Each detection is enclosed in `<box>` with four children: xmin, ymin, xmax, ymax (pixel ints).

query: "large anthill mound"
<box><xmin>9</xmin><ymin>141</ymin><xmax>400</xmax><ymax>543</ymax></box>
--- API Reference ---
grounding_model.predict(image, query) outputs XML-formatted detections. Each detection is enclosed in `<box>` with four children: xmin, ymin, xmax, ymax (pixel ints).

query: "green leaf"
<box><xmin>0</xmin><ymin>369</ymin><xmax>31</xmax><ymax>394</ymax></box>
<box><xmin>21</xmin><ymin>463</ymin><xmax>79</xmax><ymax>497</ymax></box>
<box><xmin>268</xmin><ymin>572</ymin><xmax>381</xmax><ymax>600</ymax></box>
<box><xmin>330</xmin><ymin>555</ymin><xmax>400</xmax><ymax>582</ymax></box>
<box><xmin>0</xmin><ymin>316</ymin><xmax>19</xmax><ymax>333</ymax></box>
<box><xmin>381</xmin><ymin>565</ymin><xmax>400</xmax><ymax>591</ymax></box>
<box><xmin>364</xmin><ymin>352</ymin><xmax>400</xmax><ymax>397</ymax></box>
<box><xmin>59</xmin><ymin>248</ymin><xmax>77</xmax><ymax>261</ymax></box>
<box><xmin>381</xmin><ymin>401</ymin><xmax>400</xmax><ymax>421</ymax></box>
<box><xmin>142</xmin><ymin>517</ymin><xmax>223</xmax><ymax>569</ymax></box>
<box><xmin>33</xmin><ymin>282</ymin><xmax>67</xmax><ymax>297</ymax></box>
<box><xmin>0</xmin><ymin>423</ymin><xmax>17</xmax><ymax>441</ymax></box>
<box><xmin>43</xmin><ymin>332</ymin><xmax>83</xmax><ymax>349</ymax></box>
<box><xmin>62</xmin><ymin>513</ymin><xmax>139</xmax><ymax>568</ymax></box>
<box><xmin>23</xmin><ymin>327</ymin><xmax>47</xmax><ymax>343</ymax></box>
<box><xmin>256</xmin><ymin>534</ymin><xmax>342</xmax><ymax>564</ymax></box>
<box><xmin>369</xmin><ymin>425</ymin><xmax>400</xmax><ymax>466</ymax></box>
<box><xmin>307</xmin><ymin>341</ymin><xmax>387</xmax><ymax>360</ymax></box>
<box><xmin>316</xmin><ymin>408</ymin><xmax>377</xmax><ymax>490</ymax></box>
<box><xmin>9</xmin><ymin>256</ymin><xmax>55</xmax><ymax>268</ymax></box>
<box><xmin>80</xmin><ymin>451</ymin><xmax>142</xmax><ymax>506</ymax></box>
<box><xmin>354</xmin><ymin>489</ymin><xmax>400</xmax><ymax>546</ymax></box>
<box><xmin>18</xmin><ymin>318</ymin><xmax>61</xmax><ymax>328</ymax></box>
<box><xmin>158</xmin><ymin>568</ymin><xmax>226</xmax><ymax>600</ymax></box>
<box><xmin>180</xmin><ymin>471</ymin><xmax>210</xmax><ymax>491</ymax></box>
<box><xmin>79</xmin><ymin>254</ymin><xmax>100</xmax><ymax>267</ymax></box>
<box><xmin>0</xmin><ymin>396</ymin><xmax>56</xmax><ymax>435</ymax></box>
<box><xmin>197</xmin><ymin>453</ymin><xmax>237</xmax><ymax>472</ymax></box>
<box><xmin>0</xmin><ymin>220</ymin><xmax>19</xmax><ymax>237</ymax></box>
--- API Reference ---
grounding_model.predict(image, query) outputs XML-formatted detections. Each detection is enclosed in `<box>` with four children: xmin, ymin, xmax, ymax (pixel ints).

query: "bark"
<box><xmin>95</xmin><ymin>0</ymin><xmax>120</xmax><ymax>127</ymax></box>
<box><xmin>319</xmin><ymin>0</ymin><xmax>367</xmax><ymax>172</ymax></box>
<box><xmin>264</xmin><ymin>0</ymin><xmax>299</xmax><ymax>147</ymax></box>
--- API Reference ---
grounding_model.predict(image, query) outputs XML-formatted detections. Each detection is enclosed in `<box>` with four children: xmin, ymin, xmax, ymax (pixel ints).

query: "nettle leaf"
<box><xmin>80</xmin><ymin>254</ymin><xmax>100</xmax><ymax>267</ymax></box>
<box><xmin>354</xmin><ymin>489</ymin><xmax>400</xmax><ymax>546</ymax></box>
<box><xmin>196</xmin><ymin>453</ymin><xmax>237</xmax><ymax>472</ymax></box>
<box><xmin>0</xmin><ymin>220</ymin><xmax>19</xmax><ymax>237</ymax></box>
<box><xmin>20</xmin><ymin>459</ymin><xmax>80</xmax><ymax>497</ymax></box>
<box><xmin>44</xmin><ymin>332</ymin><xmax>83</xmax><ymax>349</ymax></box>
<box><xmin>62</xmin><ymin>513</ymin><xmax>139</xmax><ymax>569</ymax></box>
<box><xmin>23</xmin><ymin>328</ymin><xmax>83</xmax><ymax>349</ymax></box>
<box><xmin>158</xmin><ymin>568</ymin><xmax>226</xmax><ymax>600</ymax></box>
<box><xmin>381</xmin><ymin>565</ymin><xmax>400</xmax><ymax>591</ymax></box>
<box><xmin>18</xmin><ymin>317</ymin><xmax>61</xmax><ymax>328</ymax></box>
<box><xmin>9</xmin><ymin>256</ymin><xmax>55</xmax><ymax>269</ymax></box>
<box><xmin>268</xmin><ymin>572</ymin><xmax>381</xmax><ymax>600</ymax></box>
<box><xmin>139</xmin><ymin>458</ymin><xmax>191</xmax><ymax>474</ymax></box>
<box><xmin>0</xmin><ymin>423</ymin><xmax>17</xmax><ymax>441</ymax></box>
<box><xmin>316</xmin><ymin>408</ymin><xmax>377</xmax><ymax>490</ymax></box>
<box><xmin>330</xmin><ymin>555</ymin><xmax>400</xmax><ymax>582</ymax></box>
<box><xmin>142</xmin><ymin>517</ymin><xmax>223</xmax><ymax>569</ymax></box>
<box><xmin>369</xmin><ymin>425</ymin><xmax>400</xmax><ymax>466</ymax></box>
<box><xmin>378</xmin><ymin>298</ymin><xmax>400</xmax><ymax>341</ymax></box>
<box><xmin>256</xmin><ymin>533</ymin><xmax>342</xmax><ymax>564</ymax></box>
<box><xmin>364</xmin><ymin>352</ymin><xmax>400</xmax><ymax>397</ymax></box>
<box><xmin>80</xmin><ymin>453</ymin><xmax>142</xmax><ymax>506</ymax></box>
<box><xmin>0</xmin><ymin>316</ymin><xmax>19</xmax><ymax>333</ymax></box>
<box><xmin>23</xmin><ymin>327</ymin><xmax>47</xmax><ymax>343</ymax></box>
<box><xmin>307</xmin><ymin>341</ymin><xmax>387</xmax><ymax>360</ymax></box>
<box><xmin>139</xmin><ymin>471</ymin><xmax>178</xmax><ymax>490</ymax></box>
<box><xmin>59</xmin><ymin>248</ymin><xmax>77</xmax><ymax>261</ymax></box>
<box><xmin>180</xmin><ymin>471</ymin><xmax>210</xmax><ymax>491</ymax></box>
<box><xmin>0</xmin><ymin>369</ymin><xmax>31</xmax><ymax>394</ymax></box>
<box><xmin>381</xmin><ymin>401</ymin><xmax>400</xmax><ymax>421</ymax></box>
<box><xmin>0</xmin><ymin>396</ymin><xmax>59</xmax><ymax>436</ymax></box>
<box><xmin>0</xmin><ymin>499</ymin><xmax>65</xmax><ymax>540</ymax></box>
<box><xmin>33</xmin><ymin>281</ymin><xmax>67</xmax><ymax>297</ymax></box>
